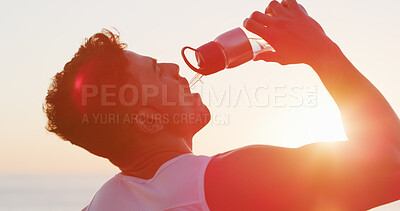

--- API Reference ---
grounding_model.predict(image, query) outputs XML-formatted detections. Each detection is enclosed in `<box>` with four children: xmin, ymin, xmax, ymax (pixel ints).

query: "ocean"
<box><xmin>0</xmin><ymin>173</ymin><xmax>114</xmax><ymax>211</ymax></box>
<box><xmin>1</xmin><ymin>173</ymin><xmax>399</xmax><ymax>210</ymax></box>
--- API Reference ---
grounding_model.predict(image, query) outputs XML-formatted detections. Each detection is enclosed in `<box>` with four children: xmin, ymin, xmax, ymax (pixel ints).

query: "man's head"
<box><xmin>43</xmin><ymin>29</ymin><xmax>210</xmax><ymax>165</ymax></box>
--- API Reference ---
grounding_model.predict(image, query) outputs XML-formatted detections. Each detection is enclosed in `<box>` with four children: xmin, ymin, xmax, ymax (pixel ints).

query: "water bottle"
<box><xmin>181</xmin><ymin>27</ymin><xmax>274</xmax><ymax>86</ymax></box>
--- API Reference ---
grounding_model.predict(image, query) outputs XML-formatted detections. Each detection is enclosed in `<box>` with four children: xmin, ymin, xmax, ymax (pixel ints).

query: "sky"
<box><xmin>0</xmin><ymin>0</ymin><xmax>399</xmax><ymax>209</ymax></box>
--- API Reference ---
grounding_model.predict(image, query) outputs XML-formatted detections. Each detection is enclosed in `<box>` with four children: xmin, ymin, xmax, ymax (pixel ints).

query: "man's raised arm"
<box><xmin>205</xmin><ymin>1</ymin><xmax>400</xmax><ymax>210</ymax></box>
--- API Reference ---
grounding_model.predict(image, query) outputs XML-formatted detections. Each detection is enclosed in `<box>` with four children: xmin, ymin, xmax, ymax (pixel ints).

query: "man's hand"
<box><xmin>204</xmin><ymin>1</ymin><xmax>400</xmax><ymax>210</ymax></box>
<box><xmin>243</xmin><ymin>0</ymin><xmax>332</xmax><ymax>66</ymax></box>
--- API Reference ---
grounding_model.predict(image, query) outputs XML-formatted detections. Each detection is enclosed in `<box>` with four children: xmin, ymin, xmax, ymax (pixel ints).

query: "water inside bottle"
<box><xmin>249</xmin><ymin>38</ymin><xmax>275</xmax><ymax>58</ymax></box>
<box><xmin>189</xmin><ymin>73</ymin><xmax>203</xmax><ymax>88</ymax></box>
<box><xmin>189</xmin><ymin>73</ymin><xmax>204</xmax><ymax>95</ymax></box>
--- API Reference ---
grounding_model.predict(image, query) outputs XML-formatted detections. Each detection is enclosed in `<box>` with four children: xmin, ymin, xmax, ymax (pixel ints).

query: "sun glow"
<box><xmin>306</xmin><ymin>112</ymin><xmax>348</xmax><ymax>143</ymax></box>
<box><xmin>264</xmin><ymin>105</ymin><xmax>348</xmax><ymax>149</ymax></box>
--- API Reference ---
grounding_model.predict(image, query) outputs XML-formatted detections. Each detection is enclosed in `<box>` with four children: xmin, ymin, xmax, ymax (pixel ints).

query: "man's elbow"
<box><xmin>381</xmin><ymin>141</ymin><xmax>400</xmax><ymax>171</ymax></box>
<box><xmin>393</xmin><ymin>147</ymin><xmax>400</xmax><ymax>169</ymax></box>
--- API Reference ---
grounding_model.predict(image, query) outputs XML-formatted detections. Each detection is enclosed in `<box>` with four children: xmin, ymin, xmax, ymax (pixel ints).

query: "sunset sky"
<box><xmin>0</xmin><ymin>0</ymin><xmax>399</xmax><ymax>209</ymax></box>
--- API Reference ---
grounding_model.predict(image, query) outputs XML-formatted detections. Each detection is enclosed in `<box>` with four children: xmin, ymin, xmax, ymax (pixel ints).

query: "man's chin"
<box><xmin>170</xmin><ymin>108</ymin><xmax>211</xmax><ymax>138</ymax></box>
<box><xmin>191</xmin><ymin>108</ymin><xmax>211</xmax><ymax>137</ymax></box>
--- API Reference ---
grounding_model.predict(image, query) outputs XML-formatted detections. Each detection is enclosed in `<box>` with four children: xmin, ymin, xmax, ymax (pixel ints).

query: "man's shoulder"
<box><xmin>204</xmin><ymin>144</ymin><xmax>299</xmax><ymax>210</ymax></box>
<box><xmin>206</xmin><ymin>144</ymin><xmax>282</xmax><ymax>166</ymax></box>
<box><xmin>87</xmin><ymin>174</ymin><xmax>129</xmax><ymax>211</ymax></box>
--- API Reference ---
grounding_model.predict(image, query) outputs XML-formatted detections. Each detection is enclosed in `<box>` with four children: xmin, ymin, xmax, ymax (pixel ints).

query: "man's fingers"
<box><xmin>250</xmin><ymin>11</ymin><xmax>274</xmax><ymax>26</ymax></box>
<box><xmin>265</xmin><ymin>0</ymin><xmax>286</xmax><ymax>16</ymax></box>
<box><xmin>298</xmin><ymin>4</ymin><xmax>309</xmax><ymax>15</ymax></box>
<box><xmin>243</xmin><ymin>18</ymin><xmax>269</xmax><ymax>39</ymax></box>
<box><xmin>254</xmin><ymin>51</ymin><xmax>281</xmax><ymax>63</ymax></box>
<box><xmin>281</xmin><ymin>0</ymin><xmax>288</xmax><ymax>8</ymax></box>
<box><xmin>282</xmin><ymin>0</ymin><xmax>300</xmax><ymax>10</ymax></box>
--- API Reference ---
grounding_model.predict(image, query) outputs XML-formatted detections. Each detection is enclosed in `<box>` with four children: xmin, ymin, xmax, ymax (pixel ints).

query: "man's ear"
<box><xmin>134</xmin><ymin>108</ymin><xmax>164</xmax><ymax>134</ymax></box>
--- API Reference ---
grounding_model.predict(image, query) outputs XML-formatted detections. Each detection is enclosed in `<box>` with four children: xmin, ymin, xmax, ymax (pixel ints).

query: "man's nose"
<box><xmin>159</xmin><ymin>63</ymin><xmax>180</xmax><ymax>79</ymax></box>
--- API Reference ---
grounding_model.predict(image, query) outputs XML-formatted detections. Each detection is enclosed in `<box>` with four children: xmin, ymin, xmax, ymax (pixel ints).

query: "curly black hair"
<box><xmin>43</xmin><ymin>29</ymin><xmax>132</xmax><ymax>162</ymax></box>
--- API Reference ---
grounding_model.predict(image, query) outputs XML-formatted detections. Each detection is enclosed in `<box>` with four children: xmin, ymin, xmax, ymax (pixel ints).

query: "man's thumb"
<box><xmin>254</xmin><ymin>51</ymin><xmax>281</xmax><ymax>63</ymax></box>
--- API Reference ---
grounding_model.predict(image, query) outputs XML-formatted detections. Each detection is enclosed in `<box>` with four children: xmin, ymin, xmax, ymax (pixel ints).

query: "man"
<box><xmin>44</xmin><ymin>0</ymin><xmax>400</xmax><ymax>210</ymax></box>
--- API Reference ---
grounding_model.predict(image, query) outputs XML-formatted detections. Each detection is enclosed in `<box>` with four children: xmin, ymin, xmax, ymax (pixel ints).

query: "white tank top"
<box><xmin>87</xmin><ymin>153</ymin><xmax>214</xmax><ymax>211</ymax></box>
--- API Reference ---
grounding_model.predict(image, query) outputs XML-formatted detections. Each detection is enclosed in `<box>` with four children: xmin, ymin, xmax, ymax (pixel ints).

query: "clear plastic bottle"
<box><xmin>241</xmin><ymin>27</ymin><xmax>275</xmax><ymax>58</ymax></box>
<box><xmin>182</xmin><ymin>27</ymin><xmax>274</xmax><ymax>87</ymax></box>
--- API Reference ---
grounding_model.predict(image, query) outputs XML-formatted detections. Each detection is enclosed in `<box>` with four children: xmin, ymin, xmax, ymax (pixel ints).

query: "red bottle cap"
<box><xmin>181</xmin><ymin>41</ymin><xmax>226</xmax><ymax>75</ymax></box>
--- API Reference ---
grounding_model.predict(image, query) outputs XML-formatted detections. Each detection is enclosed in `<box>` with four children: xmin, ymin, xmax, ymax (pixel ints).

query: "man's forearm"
<box><xmin>244</xmin><ymin>0</ymin><xmax>400</xmax><ymax>149</ymax></box>
<box><xmin>309</xmin><ymin>40</ymin><xmax>400</xmax><ymax>148</ymax></box>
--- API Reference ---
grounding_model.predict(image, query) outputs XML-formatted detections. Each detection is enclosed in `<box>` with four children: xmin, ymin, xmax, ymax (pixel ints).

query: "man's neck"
<box><xmin>118</xmin><ymin>134</ymin><xmax>192</xmax><ymax>179</ymax></box>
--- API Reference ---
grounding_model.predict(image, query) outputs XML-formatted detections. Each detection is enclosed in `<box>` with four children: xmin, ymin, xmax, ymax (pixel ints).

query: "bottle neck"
<box><xmin>214</xmin><ymin>27</ymin><xmax>253</xmax><ymax>69</ymax></box>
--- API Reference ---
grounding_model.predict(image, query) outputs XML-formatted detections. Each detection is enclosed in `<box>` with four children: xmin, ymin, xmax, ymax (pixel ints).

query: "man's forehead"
<box><xmin>124</xmin><ymin>50</ymin><xmax>153</xmax><ymax>63</ymax></box>
<box><xmin>124</xmin><ymin>50</ymin><xmax>142</xmax><ymax>59</ymax></box>
<box><xmin>124</xmin><ymin>50</ymin><xmax>154</xmax><ymax>72</ymax></box>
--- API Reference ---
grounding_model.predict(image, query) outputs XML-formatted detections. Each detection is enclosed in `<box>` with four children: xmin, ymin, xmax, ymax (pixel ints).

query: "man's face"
<box><xmin>124</xmin><ymin>50</ymin><xmax>210</xmax><ymax>138</ymax></box>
